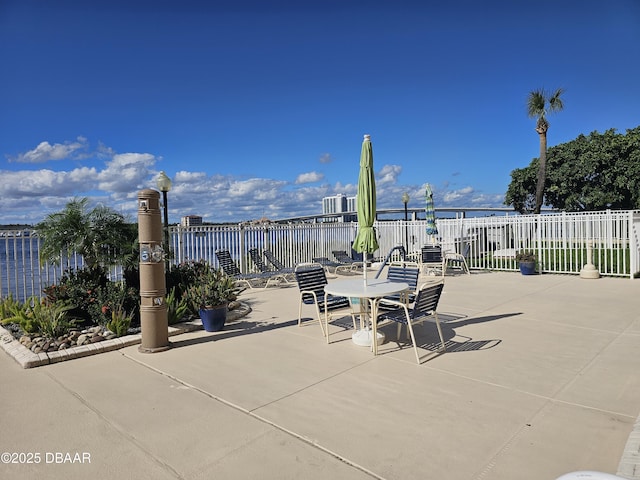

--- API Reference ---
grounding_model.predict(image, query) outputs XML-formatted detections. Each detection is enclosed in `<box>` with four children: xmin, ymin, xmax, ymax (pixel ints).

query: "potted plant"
<box><xmin>515</xmin><ymin>250</ymin><xmax>537</xmax><ymax>275</ymax></box>
<box><xmin>186</xmin><ymin>267</ymin><xmax>239</xmax><ymax>332</ymax></box>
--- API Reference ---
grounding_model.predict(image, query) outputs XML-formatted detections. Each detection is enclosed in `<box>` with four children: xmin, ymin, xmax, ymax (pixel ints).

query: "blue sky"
<box><xmin>1</xmin><ymin>0</ymin><xmax>639</xmax><ymax>224</ymax></box>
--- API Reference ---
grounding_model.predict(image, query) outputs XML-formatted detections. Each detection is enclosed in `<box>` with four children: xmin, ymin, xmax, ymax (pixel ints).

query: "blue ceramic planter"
<box><xmin>199</xmin><ymin>305</ymin><xmax>227</xmax><ymax>332</ymax></box>
<box><xmin>518</xmin><ymin>261</ymin><xmax>536</xmax><ymax>275</ymax></box>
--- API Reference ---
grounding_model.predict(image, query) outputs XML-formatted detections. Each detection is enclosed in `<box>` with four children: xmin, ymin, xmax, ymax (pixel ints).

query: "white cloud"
<box><xmin>11</xmin><ymin>137</ymin><xmax>89</xmax><ymax>163</ymax></box>
<box><xmin>0</xmin><ymin>139</ymin><xmax>507</xmax><ymax>225</ymax></box>
<box><xmin>0</xmin><ymin>168</ymin><xmax>98</xmax><ymax>197</ymax></box>
<box><xmin>228</xmin><ymin>178</ymin><xmax>287</xmax><ymax>200</ymax></box>
<box><xmin>97</xmin><ymin>153</ymin><xmax>156</xmax><ymax>192</ymax></box>
<box><xmin>377</xmin><ymin>164</ymin><xmax>402</xmax><ymax>185</ymax></box>
<box><xmin>295</xmin><ymin>171</ymin><xmax>324</xmax><ymax>184</ymax></box>
<box><xmin>175</xmin><ymin>170</ymin><xmax>207</xmax><ymax>182</ymax></box>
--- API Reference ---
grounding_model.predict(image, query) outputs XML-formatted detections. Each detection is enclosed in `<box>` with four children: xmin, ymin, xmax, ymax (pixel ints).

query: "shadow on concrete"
<box><xmin>169</xmin><ymin>318</ymin><xmax>299</xmax><ymax>348</ymax></box>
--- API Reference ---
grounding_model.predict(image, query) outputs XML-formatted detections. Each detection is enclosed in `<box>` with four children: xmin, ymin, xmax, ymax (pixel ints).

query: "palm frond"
<box><xmin>548</xmin><ymin>88</ymin><xmax>565</xmax><ymax>112</ymax></box>
<box><xmin>527</xmin><ymin>89</ymin><xmax>546</xmax><ymax>118</ymax></box>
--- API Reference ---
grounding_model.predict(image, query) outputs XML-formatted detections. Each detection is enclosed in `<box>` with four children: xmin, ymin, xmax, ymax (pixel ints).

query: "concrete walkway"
<box><xmin>1</xmin><ymin>271</ymin><xmax>639</xmax><ymax>480</ymax></box>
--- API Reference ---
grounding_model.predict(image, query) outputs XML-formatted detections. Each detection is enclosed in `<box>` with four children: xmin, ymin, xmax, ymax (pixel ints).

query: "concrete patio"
<box><xmin>1</xmin><ymin>271</ymin><xmax>639</xmax><ymax>480</ymax></box>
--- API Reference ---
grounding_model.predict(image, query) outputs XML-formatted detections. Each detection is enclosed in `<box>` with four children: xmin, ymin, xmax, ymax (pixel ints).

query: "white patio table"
<box><xmin>324</xmin><ymin>278</ymin><xmax>409</xmax><ymax>354</ymax></box>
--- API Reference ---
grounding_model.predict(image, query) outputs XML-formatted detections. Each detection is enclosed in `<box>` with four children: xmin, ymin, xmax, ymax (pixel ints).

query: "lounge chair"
<box><xmin>374</xmin><ymin>281</ymin><xmax>446</xmax><ymax>364</ymax></box>
<box><xmin>263</xmin><ymin>250</ymin><xmax>294</xmax><ymax>274</ymax></box>
<box><xmin>215</xmin><ymin>249</ymin><xmax>284</xmax><ymax>289</ymax></box>
<box><xmin>332</xmin><ymin>250</ymin><xmax>364</xmax><ymax>271</ymax></box>
<box><xmin>294</xmin><ymin>263</ymin><xmax>357</xmax><ymax>343</ymax></box>
<box><xmin>248</xmin><ymin>248</ymin><xmax>294</xmax><ymax>283</ymax></box>
<box><xmin>312</xmin><ymin>256</ymin><xmax>352</xmax><ymax>275</ymax></box>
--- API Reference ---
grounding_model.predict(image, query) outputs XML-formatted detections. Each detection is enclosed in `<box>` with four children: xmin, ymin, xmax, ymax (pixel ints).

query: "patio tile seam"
<box><xmin>470</xmin><ymin>383</ymin><xmax>572</xmax><ymax>480</ymax></box>
<box><xmin>121</xmin><ymin>351</ymin><xmax>385</xmax><ymax>480</ymax></box>
<box><xmin>42</xmin><ymin>366</ymin><xmax>186</xmax><ymax>480</ymax></box>
<box><xmin>426</xmin><ymin>364</ymin><xmax>639</xmax><ymax>420</ymax></box>
<box><xmin>249</xmin><ymin>360</ymin><xmax>379</xmax><ymax>412</ymax></box>
<box><xmin>471</xmin><ymin>392</ymin><xmax>637</xmax><ymax>480</ymax></box>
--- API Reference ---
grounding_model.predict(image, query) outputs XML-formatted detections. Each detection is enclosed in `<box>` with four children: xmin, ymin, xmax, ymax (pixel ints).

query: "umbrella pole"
<box><xmin>363</xmin><ymin>252</ymin><xmax>368</xmax><ymax>286</ymax></box>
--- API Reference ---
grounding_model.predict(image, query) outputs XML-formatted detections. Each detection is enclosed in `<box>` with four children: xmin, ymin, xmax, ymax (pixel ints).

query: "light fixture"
<box><xmin>401</xmin><ymin>192</ymin><xmax>410</xmax><ymax>252</ymax></box>
<box><xmin>156</xmin><ymin>171</ymin><xmax>172</xmax><ymax>267</ymax></box>
<box><xmin>156</xmin><ymin>171</ymin><xmax>172</xmax><ymax>193</ymax></box>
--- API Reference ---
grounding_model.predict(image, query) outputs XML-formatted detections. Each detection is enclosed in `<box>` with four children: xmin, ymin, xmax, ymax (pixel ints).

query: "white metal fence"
<box><xmin>2</xmin><ymin>210</ymin><xmax>639</xmax><ymax>302</ymax></box>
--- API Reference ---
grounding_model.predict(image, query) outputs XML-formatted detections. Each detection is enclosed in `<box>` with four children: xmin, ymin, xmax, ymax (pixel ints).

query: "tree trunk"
<box><xmin>534</xmin><ymin>130</ymin><xmax>547</xmax><ymax>214</ymax></box>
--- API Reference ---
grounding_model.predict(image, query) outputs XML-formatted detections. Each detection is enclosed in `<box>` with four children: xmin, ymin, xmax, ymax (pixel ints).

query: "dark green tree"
<box><xmin>504</xmin><ymin>162</ymin><xmax>538</xmax><ymax>213</ymax></box>
<box><xmin>506</xmin><ymin>126</ymin><xmax>640</xmax><ymax>212</ymax></box>
<box><xmin>36</xmin><ymin>198</ymin><xmax>137</xmax><ymax>270</ymax></box>
<box><xmin>527</xmin><ymin>88</ymin><xmax>565</xmax><ymax>214</ymax></box>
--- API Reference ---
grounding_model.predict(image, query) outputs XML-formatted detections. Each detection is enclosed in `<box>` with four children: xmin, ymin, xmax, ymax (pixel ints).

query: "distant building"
<box><xmin>346</xmin><ymin>196</ymin><xmax>357</xmax><ymax>213</ymax></box>
<box><xmin>181</xmin><ymin>215</ymin><xmax>203</xmax><ymax>227</ymax></box>
<box><xmin>322</xmin><ymin>194</ymin><xmax>356</xmax><ymax>222</ymax></box>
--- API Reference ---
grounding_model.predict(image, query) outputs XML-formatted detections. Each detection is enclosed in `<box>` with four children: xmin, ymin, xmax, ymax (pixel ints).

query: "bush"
<box><xmin>1</xmin><ymin>296</ymin><xmax>76</xmax><ymax>337</ymax></box>
<box><xmin>106</xmin><ymin>308</ymin><xmax>133</xmax><ymax>337</ymax></box>
<box><xmin>165</xmin><ymin>260</ymin><xmax>211</xmax><ymax>298</ymax></box>
<box><xmin>515</xmin><ymin>250</ymin><xmax>537</xmax><ymax>263</ymax></box>
<box><xmin>91</xmin><ymin>282</ymin><xmax>139</xmax><ymax>328</ymax></box>
<box><xmin>166</xmin><ymin>287</ymin><xmax>191</xmax><ymax>325</ymax></box>
<box><xmin>43</xmin><ymin>267</ymin><xmax>110</xmax><ymax>324</ymax></box>
<box><xmin>43</xmin><ymin>267</ymin><xmax>139</xmax><ymax>327</ymax></box>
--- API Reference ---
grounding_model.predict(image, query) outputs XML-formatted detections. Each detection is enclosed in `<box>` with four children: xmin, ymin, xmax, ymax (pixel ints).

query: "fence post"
<box><xmin>630</xmin><ymin>211</ymin><xmax>638</xmax><ymax>280</ymax></box>
<box><xmin>536</xmin><ymin>214</ymin><xmax>543</xmax><ymax>272</ymax></box>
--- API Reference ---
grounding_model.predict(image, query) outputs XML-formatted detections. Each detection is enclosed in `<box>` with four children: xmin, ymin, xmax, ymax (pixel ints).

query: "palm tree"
<box><xmin>36</xmin><ymin>198</ymin><xmax>136</xmax><ymax>271</ymax></box>
<box><xmin>527</xmin><ymin>88</ymin><xmax>565</xmax><ymax>214</ymax></box>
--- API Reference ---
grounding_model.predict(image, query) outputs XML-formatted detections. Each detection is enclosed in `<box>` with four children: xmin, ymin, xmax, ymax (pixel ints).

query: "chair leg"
<box><xmin>462</xmin><ymin>258</ymin><xmax>470</xmax><ymax>275</ymax></box>
<box><xmin>324</xmin><ymin>306</ymin><xmax>331</xmax><ymax>344</ymax></box>
<box><xmin>316</xmin><ymin>304</ymin><xmax>326</xmax><ymax>338</ymax></box>
<box><xmin>405</xmin><ymin>321</ymin><xmax>421</xmax><ymax>364</ymax></box>
<box><xmin>434</xmin><ymin>312</ymin><xmax>446</xmax><ymax>352</ymax></box>
<box><xmin>298</xmin><ymin>296</ymin><xmax>327</xmax><ymax>339</ymax></box>
<box><xmin>297</xmin><ymin>296</ymin><xmax>304</xmax><ymax>327</ymax></box>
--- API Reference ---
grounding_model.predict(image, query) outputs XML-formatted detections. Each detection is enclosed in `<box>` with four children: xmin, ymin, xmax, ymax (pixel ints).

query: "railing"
<box><xmin>2</xmin><ymin>210</ymin><xmax>639</xmax><ymax>302</ymax></box>
<box><xmin>435</xmin><ymin>210</ymin><xmax>640</xmax><ymax>276</ymax></box>
<box><xmin>0</xmin><ymin>231</ymin><xmax>123</xmax><ymax>303</ymax></box>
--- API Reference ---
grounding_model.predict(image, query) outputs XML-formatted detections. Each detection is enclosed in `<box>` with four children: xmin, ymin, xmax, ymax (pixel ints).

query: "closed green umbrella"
<box><xmin>352</xmin><ymin>134</ymin><xmax>379</xmax><ymax>285</ymax></box>
<box><xmin>425</xmin><ymin>183</ymin><xmax>438</xmax><ymax>243</ymax></box>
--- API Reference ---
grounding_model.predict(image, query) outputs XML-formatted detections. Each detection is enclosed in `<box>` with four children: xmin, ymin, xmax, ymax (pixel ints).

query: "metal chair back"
<box><xmin>248</xmin><ymin>248</ymin><xmax>272</xmax><ymax>273</ymax></box>
<box><xmin>215</xmin><ymin>249</ymin><xmax>242</xmax><ymax>276</ymax></box>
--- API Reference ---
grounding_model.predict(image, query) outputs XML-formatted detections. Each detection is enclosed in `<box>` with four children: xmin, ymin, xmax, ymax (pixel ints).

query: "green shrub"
<box><xmin>106</xmin><ymin>308</ymin><xmax>132</xmax><ymax>337</ymax></box>
<box><xmin>184</xmin><ymin>265</ymin><xmax>239</xmax><ymax>309</ymax></box>
<box><xmin>94</xmin><ymin>282</ymin><xmax>139</xmax><ymax>328</ymax></box>
<box><xmin>166</xmin><ymin>287</ymin><xmax>191</xmax><ymax>325</ymax></box>
<box><xmin>1</xmin><ymin>296</ymin><xmax>76</xmax><ymax>337</ymax></box>
<box><xmin>0</xmin><ymin>295</ymin><xmax>21</xmax><ymax>321</ymax></box>
<box><xmin>43</xmin><ymin>267</ymin><xmax>110</xmax><ymax>323</ymax></box>
<box><xmin>166</xmin><ymin>260</ymin><xmax>211</xmax><ymax>299</ymax></box>
<box><xmin>43</xmin><ymin>268</ymin><xmax>139</xmax><ymax>327</ymax></box>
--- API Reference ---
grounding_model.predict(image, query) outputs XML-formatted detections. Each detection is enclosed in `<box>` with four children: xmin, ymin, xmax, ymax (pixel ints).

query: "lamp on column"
<box><xmin>402</xmin><ymin>192</ymin><xmax>410</xmax><ymax>253</ymax></box>
<box><xmin>156</xmin><ymin>171</ymin><xmax>172</xmax><ymax>264</ymax></box>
